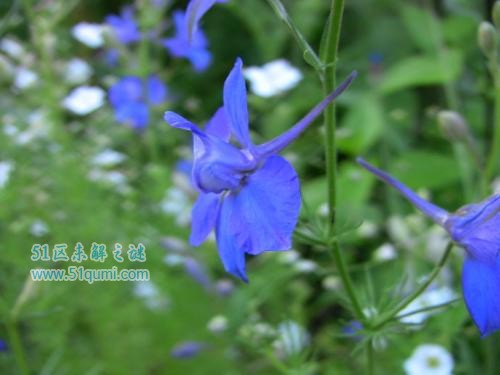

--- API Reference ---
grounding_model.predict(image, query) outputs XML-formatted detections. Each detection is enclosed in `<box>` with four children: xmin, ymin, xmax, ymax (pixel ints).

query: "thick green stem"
<box><xmin>320</xmin><ymin>0</ymin><xmax>364</xmax><ymax>321</ymax></box>
<box><xmin>372</xmin><ymin>242</ymin><xmax>454</xmax><ymax>329</ymax></box>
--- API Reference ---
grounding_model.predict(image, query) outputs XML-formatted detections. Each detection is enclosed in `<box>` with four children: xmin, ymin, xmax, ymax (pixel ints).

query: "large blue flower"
<box><xmin>165</xmin><ymin>58</ymin><xmax>356</xmax><ymax>281</ymax></box>
<box><xmin>357</xmin><ymin>158</ymin><xmax>500</xmax><ymax>337</ymax></box>
<box><xmin>109</xmin><ymin>75</ymin><xmax>167</xmax><ymax>130</ymax></box>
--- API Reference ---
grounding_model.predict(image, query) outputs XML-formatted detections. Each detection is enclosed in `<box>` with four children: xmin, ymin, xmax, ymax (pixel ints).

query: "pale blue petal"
<box><xmin>216</xmin><ymin>195</ymin><xmax>248</xmax><ymax>282</ymax></box>
<box><xmin>190</xmin><ymin>192</ymin><xmax>221</xmax><ymax>246</ymax></box>
<box><xmin>462</xmin><ymin>256</ymin><xmax>500</xmax><ymax>337</ymax></box>
<box><xmin>185</xmin><ymin>0</ymin><xmax>222</xmax><ymax>41</ymax></box>
<box><xmin>232</xmin><ymin>155</ymin><xmax>301</xmax><ymax>254</ymax></box>
<box><xmin>223</xmin><ymin>58</ymin><xmax>251</xmax><ymax>148</ymax></box>
<box><xmin>205</xmin><ymin>106</ymin><xmax>230</xmax><ymax>141</ymax></box>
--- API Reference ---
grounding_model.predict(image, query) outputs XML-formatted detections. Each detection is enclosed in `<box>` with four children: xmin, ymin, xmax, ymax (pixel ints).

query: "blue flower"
<box><xmin>171</xmin><ymin>341</ymin><xmax>206</xmax><ymax>358</ymax></box>
<box><xmin>163</xmin><ymin>10</ymin><xmax>212</xmax><ymax>71</ymax></box>
<box><xmin>106</xmin><ymin>7</ymin><xmax>141</xmax><ymax>45</ymax></box>
<box><xmin>109</xmin><ymin>75</ymin><xmax>167</xmax><ymax>130</ymax></box>
<box><xmin>165</xmin><ymin>58</ymin><xmax>356</xmax><ymax>281</ymax></box>
<box><xmin>357</xmin><ymin>157</ymin><xmax>500</xmax><ymax>337</ymax></box>
<box><xmin>0</xmin><ymin>339</ymin><xmax>7</xmax><ymax>352</ymax></box>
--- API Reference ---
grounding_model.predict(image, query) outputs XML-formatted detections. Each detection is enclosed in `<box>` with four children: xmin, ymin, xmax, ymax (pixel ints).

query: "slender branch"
<box><xmin>372</xmin><ymin>242</ymin><xmax>454</xmax><ymax>329</ymax></box>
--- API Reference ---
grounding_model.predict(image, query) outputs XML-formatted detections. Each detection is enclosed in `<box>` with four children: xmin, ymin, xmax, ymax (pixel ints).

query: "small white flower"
<box><xmin>404</xmin><ymin>344</ymin><xmax>454</xmax><ymax>375</ymax></box>
<box><xmin>492</xmin><ymin>177</ymin><xmax>500</xmax><ymax>193</ymax></box>
<box><xmin>64</xmin><ymin>58</ymin><xmax>92</xmax><ymax>84</ymax></box>
<box><xmin>62</xmin><ymin>86</ymin><xmax>105</xmax><ymax>115</ymax></box>
<box><xmin>373</xmin><ymin>243</ymin><xmax>397</xmax><ymax>262</ymax></box>
<box><xmin>425</xmin><ymin>226</ymin><xmax>449</xmax><ymax>263</ymax></box>
<box><xmin>293</xmin><ymin>259</ymin><xmax>317</xmax><ymax>273</ymax></box>
<box><xmin>399</xmin><ymin>286</ymin><xmax>456</xmax><ymax>325</ymax></box>
<box><xmin>91</xmin><ymin>149</ymin><xmax>126</xmax><ymax>167</ymax></box>
<box><xmin>163</xmin><ymin>254</ymin><xmax>185</xmax><ymax>266</ymax></box>
<box><xmin>133</xmin><ymin>281</ymin><xmax>169</xmax><ymax>310</ymax></box>
<box><xmin>207</xmin><ymin>315</ymin><xmax>228</xmax><ymax>333</ymax></box>
<box><xmin>88</xmin><ymin>169</ymin><xmax>127</xmax><ymax>186</ymax></box>
<box><xmin>358</xmin><ymin>220</ymin><xmax>378</xmax><ymax>238</ymax></box>
<box><xmin>278</xmin><ymin>250</ymin><xmax>300</xmax><ymax>264</ymax></box>
<box><xmin>161</xmin><ymin>187</ymin><xmax>191</xmax><ymax>226</ymax></box>
<box><xmin>273</xmin><ymin>321</ymin><xmax>309</xmax><ymax>358</ymax></box>
<box><xmin>30</xmin><ymin>219</ymin><xmax>49</xmax><ymax>237</ymax></box>
<box><xmin>0</xmin><ymin>161</ymin><xmax>13</xmax><ymax>188</ymax></box>
<box><xmin>71</xmin><ymin>22</ymin><xmax>106</xmax><ymax>48</ymax></box>
<box><xmin>0</xmin><ymin>37</ymin><xmax>25</xmax><ymax>59</ymax></box>
<box><xmin>322</xmin><ymin>276</ymin><xmax>342</xmax><ymax>291</ymax></box>
<box><xmin>244</xmin><ymin>59</ymin><xmax>302</xmax><ymax>97</ymax></box>
<box><xmin>317</xmin><ymin>202</ymin><xmax>329</xmax><ymax>218</ymax></box>
<box><xmin>14</xmin><ymin>68</ymin><xmax>38</xmax><ymax>89</ymax></box>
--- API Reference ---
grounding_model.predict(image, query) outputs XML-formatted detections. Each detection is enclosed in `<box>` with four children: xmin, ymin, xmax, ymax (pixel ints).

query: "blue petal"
<box><xmin>115</xmin><ymin>102</ymin><xmax>149</xmax><ymax>129</ymax></box>
<box><xmin>188</xmin><ymin>47</ymin><xmax>212</xmax><ymax>72</ymax></box>
<box><xmin>216</xmin><ymin>194</ymin><xmax>248</xmax><ymax>282</ymax></box>
<box><xmin>185</xmin><ymin>0</ymin><xmax>222</xmax><ymax>41</ymax></box>
<box><xmin>223</xmin><ymin>58</ymin><xmax>251</xmax><ymax>148</ymax></box>
<box><xmin>462</xmin><ymin>256</ymin><xmax>500</xmax><ymax>336</ymax></box>
<box><xmin>205</xmin><ymin>106</ymin><xmax>230</xmax><ymax>141</ymax></box>
<box><xmin>106</xmin><ymin>7</ymin><xmax>141</xmax><ymax>45</ymax></box>
<box><xmin>232</xmin><ymin>155</ymin><xmax>301</xmax><ymax>254</ymax></box>
<box><xmin>147</xmin><ymin>75</ymin><xmax>167</xmax><ymax>105</ymax></box>
<box><xmin>190</xmin><ymin>192</ymin><xmax>221</xmax><ymax>246</ymax></box>
<box><xmin>109</xmin><ymin>76</ymin><xmax>143</xmax><ymax>108</ymax></box>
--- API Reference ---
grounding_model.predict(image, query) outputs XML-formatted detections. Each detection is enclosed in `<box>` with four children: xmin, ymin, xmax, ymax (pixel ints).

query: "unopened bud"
<box><xmin>478</xmin><ymin>22</ymin><xmax>496</xmax><ymax>56</ymax></box>
<box><xmin>493</xmin><ymin>1</ymin><xmax>500</xmax><ymax>29</ymax></box>
<box><xmin>437</xmin><ymin>110</ymin><xmax>470</xmax><ymax>142</ymax></box>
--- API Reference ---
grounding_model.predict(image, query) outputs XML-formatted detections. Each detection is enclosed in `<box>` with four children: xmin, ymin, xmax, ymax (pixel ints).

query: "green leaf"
<box><xmin>400</xmin><ymin>4</ymin><xmax>440</xmax><ymax>53</ymax></box>
<box><xmin>389</xmin><ymin>151</ymin><xmax>461</xmax><ymax>189</ymax></box>
<box><xmin>379</xmin><ymin>50</ymin><xmax>464</xmax><ymax>94</ymax></box>
<box><xmin>337</xmin><ymin>95</ymin><xmax>385</xmax><ymax>155</ymax></box>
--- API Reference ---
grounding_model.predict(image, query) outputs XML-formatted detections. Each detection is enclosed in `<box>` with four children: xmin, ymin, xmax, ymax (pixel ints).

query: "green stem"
<box><xmin>265</xmin><ymin>0</ymin><xmax>323</xmax><ymax>71</ymax></box>
<box><xmin>366</xmin><ymin>338</ymin><xmax>374</xmax><ymax>375</ymax></box>
<box><xmin>485</xmin><ymin>56</ymin><xmax>500</xmax><ymax>181</ymax></box>
<box><xmin>6</xmin><ymin>317</ymin><xmax>30</xmax><ymax>375</ymax></box>
<box><xmin>320</xmin><ymin>0</ymin><xmax>364</xmax><ymax>321</ymax></box>
<box><xmin>372</xmin><ymin>242</ymin><xmax>454</xmax><ymax>329</ymax></box>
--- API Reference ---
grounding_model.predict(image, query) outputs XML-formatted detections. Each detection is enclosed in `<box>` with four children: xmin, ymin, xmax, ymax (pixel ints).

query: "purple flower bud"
<box><xmin>170</xmin><ymin>341</ymin><xmax>206</xmax><ymax>359</ymax></box>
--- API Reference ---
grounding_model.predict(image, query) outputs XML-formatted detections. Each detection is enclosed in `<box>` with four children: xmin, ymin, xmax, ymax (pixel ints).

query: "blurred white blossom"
<box><xmin>0</xmin><ymin>161</ymin><xmax>13</xmax><ymax>188</ymax></box>
<box><xmin>373</xmin><ymin>243</ymin><xmax>397</xmax><ymax>262</ymax></box>
<box><xmin>404</xmin><ymin>344</ymin><xmax>453</xmax><ymax>375</ymax></box>
<box><xmin>14</xmin><ymin>67</ymin><xmax>38</xmax><ymax>89</ymax></box>
<box><xmin>62</xmin><ymin>86</ymin><xmax>105</xmax><ymax>115</ymax></box>
<box><xmin>64</xmin><ymin>58</ymin><xmax>92</xmax><ymax>84</ymax></box>
<box><xmin>273</xmin><ymin>321</ymin><xmax>309</xmax><ymax>358</ymax></box>
<box><xmin>207</xmin><ymin>315</ymin><xmax>228</xmax><ymax>333</ymax></box>
<box><xmin>492</xmin><ymin>177</ymin><xmax>500</xmax><ymax>193</ymax></box>
<box><xmin>244</xmin><ymin>59</ymin><xmax>302</xmax><ymax>97</ymax></box>
<box><xmin>0</xmin><ymin>37</ymin><xmax>25</xmax><ymax>59</ymax></box>
<box><xmin>294</xmin><ymin>259</ymin><xmax>317</xmax><ymax>273</ymax></box>
<box><xmin>30</xmin><ymin>219</ymin><xmax>49</xmax><ymax>237</ymax></box>
<box><xmin>358</xmin><ymin>220</ymin><xmax>378</xmax><ymax>238</ymax></box>
<box><xmin>398</xmin><ymin>286</ymin><xmax>456</xmax><ymax>325</ymax></box>
<box><xmin>133</xmin><ymin>281</ymin><xmax>169</xmax><ymax>310</ymax></box>
<box><xmin>161</xmin><ymin>187</ymin><xmax>191</xmax><ymax>226</ymax></box>
<box><xmin>72</xmin><ymin>22</ymin><xmax>106</xmax><ymax>48</ymax></box>
<box><xmin>91</xmin><ymin>149</ymin><xmax>126</xmax><ymax>167</ymax></box>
